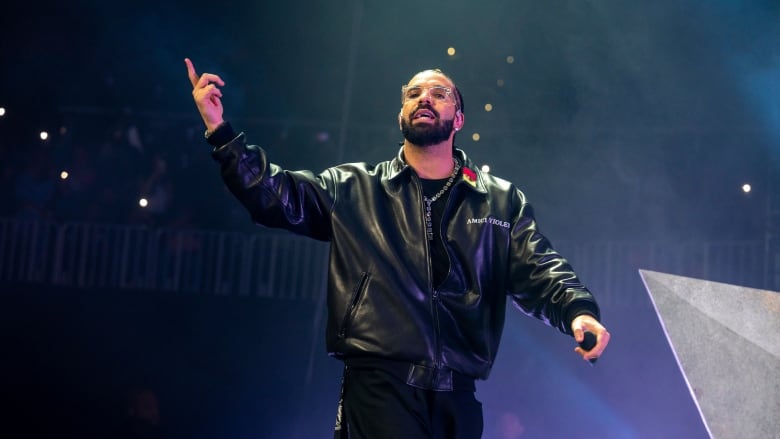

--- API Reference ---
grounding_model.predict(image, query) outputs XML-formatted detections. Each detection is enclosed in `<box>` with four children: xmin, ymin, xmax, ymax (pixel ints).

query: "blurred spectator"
<box><xmin>53</xmin><ymin>144</ymin><xmax>99</xmax><ymax>222</ymax></box>
<box><xmin>130</xmin><ymin>151</ymin><xmax>173</xmax><ymax>226</ymax></box>
<box><xmin>92</xmin><ymin>119</ymin><xmax>146</xmax><ymax>223</ymax></box>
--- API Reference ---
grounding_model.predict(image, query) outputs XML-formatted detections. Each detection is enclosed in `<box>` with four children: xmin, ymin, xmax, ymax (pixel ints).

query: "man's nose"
<box><xmin>418</xmin><ymin>89</ymin><xmax>434</xmax><ymax>103</ymax></box>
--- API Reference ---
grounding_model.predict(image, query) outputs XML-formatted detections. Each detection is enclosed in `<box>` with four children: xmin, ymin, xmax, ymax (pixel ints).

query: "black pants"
<box><xmin>340</xmin><ymin>365</ymin><xmax>483</xmax><ymax>439</ymax></box>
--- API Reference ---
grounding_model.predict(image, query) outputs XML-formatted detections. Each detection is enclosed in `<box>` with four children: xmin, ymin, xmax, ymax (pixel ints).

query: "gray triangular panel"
<box><xmin>639</xmin><ymin>270</ymin><xmax>780</xmax><ymax>439</ymax></box>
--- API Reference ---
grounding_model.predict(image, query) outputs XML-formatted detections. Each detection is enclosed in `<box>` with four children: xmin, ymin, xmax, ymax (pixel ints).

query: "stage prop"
<box><xmin>639</xmin><ymin>270</ymin><xmax>779</xmax><ymax>439</ymax></box>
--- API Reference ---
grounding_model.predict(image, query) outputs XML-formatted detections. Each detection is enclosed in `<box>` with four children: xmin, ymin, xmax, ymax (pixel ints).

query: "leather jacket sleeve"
<box><xmin>211</xmin><ymin>131</ymin><xmax>334</xmax><ymax>241</ymax></box>
<box><xmin>507</xmin><ymin>201</ymin><xmax>600</xmax><ymax>335</ymax></box>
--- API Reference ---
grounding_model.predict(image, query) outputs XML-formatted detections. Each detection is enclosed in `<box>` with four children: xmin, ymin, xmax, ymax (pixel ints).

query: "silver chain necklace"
<box><xmin>423</xmin><ymin>158</ymin><xmax>461</xmax><ymax>241</ymax></box>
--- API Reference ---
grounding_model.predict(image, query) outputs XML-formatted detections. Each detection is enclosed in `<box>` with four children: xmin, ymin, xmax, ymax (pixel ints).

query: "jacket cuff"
<box><xmin>565</xmin><ymin>302</ymin><xmax>601</xmax><ymax>335</ymax></box>
<box><xmin>206</xmin><ymin>121</ymin><xmax>236</xmax><ymax>147</ymax></box>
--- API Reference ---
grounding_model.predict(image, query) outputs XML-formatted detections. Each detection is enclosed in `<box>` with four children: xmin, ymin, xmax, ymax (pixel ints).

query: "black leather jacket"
<box><xmin>211</xmin><ymin>131</ymin><xmax>600</xmax><ymax>383</ymax></box>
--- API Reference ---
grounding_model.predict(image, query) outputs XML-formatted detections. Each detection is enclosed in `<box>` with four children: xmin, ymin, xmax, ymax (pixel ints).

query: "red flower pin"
<box><xmin>462</xmin><ymin>167</ymin><xmax>477</xmax><ymax>187</ymax></box>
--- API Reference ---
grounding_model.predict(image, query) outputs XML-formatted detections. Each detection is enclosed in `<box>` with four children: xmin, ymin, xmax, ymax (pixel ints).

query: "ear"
<box><xmin>453</xmin><ymin>109</ymin><xmax>464</xmax><ymax>131</ymax></box>
<box><xmin>398</xmin><ymin>112</ymin><xmax>403</xmax><ymax>130</ymax></box>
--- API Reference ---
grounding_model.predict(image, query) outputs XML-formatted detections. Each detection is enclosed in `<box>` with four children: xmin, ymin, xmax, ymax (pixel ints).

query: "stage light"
<box><xmin>484</xmin><ymin>103</ymin><xmax>493</xmax><ymax>112</ymax></box>
<box><xmin>139</xmin><ymin>198</ymin><xmax>149</xmax><ymax>208</ymax></box>
<box><xmin>40</xmin><ymin>131</ymin><xmax>49</xmax><ymax>141</ymax></box>
<box><xmin>0</xmin><ymin>107</ymin><xmax>5</xmax><ymax>116</ymax></box>
<box><xmin>481</xmin><ymin>164</ymin><xmax>490</xmax><ymax>173</ymax></box>
<box><xmin>742</xmin><ymin>183</ymin><xmax>751</xmax><ymax>194</ymax></box>
<box><xmin>447</xmin><ymin>47</ymin><xmax>456</xmax><ymax>56</ymax></box>
<box><xmin>60</xmin><ymin>171</ymin><xmax>69</xmax><ymax>180</ymax></box>
<box><xmin>472</xmin><ymin>133</ymin><xmax>480</xmax><ymax>141</ymax></box>
<box><xmin>506</xmin><ymin>55</ymin><xmax>515</xmax><ymax>64</ymax></box>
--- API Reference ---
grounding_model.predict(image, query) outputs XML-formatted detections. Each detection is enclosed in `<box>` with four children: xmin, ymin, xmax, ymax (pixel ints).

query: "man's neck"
<box><xmin>402</xmin><ymin>141</ymin><xmax>455</xmax><ymax>179</ymax></box>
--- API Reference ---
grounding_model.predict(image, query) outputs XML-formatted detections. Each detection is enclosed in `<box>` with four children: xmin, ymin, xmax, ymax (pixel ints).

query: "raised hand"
<box><xmin>185</xmin><ymin>57</ymin><xmax>226</xmax><ymax>133</ymax></box>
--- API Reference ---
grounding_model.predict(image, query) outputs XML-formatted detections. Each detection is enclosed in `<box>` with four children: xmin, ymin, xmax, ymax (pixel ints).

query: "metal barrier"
<box><xmin>0</xmin><ymin>219</ymin><xmax>58</xmax><ymax>284</ymax></box>
<box><xmin>0</xmin><ymin>218</ymin><xmax>769</xmax><ymax>304</ymax></box>
<box><xmin>1</xmin><ymin>218</ymin><xmax>329</xmax><ymax>301</ymax></box>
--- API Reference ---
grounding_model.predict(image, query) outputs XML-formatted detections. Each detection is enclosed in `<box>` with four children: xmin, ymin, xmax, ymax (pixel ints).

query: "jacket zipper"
<box><xmin>416</xmin><ymin>175</ymin><xmax>443</xmax><ymax>369</ymax></box>
<box><xmin>338</xmin><ymin>271</ymin><xmax>370</xmax><ymax>339</ymax></box>
<box><xmin>433</xmin><ymin>184</ymin><xmax>458</xmax><ymax>370</ymax></box>
<box><xmin>431</xmin><ymin>288</ymin><xmax>442</xmax><ymax>369</ymax></box>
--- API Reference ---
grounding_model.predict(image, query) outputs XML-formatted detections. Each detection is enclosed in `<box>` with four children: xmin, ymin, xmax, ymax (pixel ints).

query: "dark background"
<box><xmin>1</xmin><ymin>0</ymin><xmax>777</xmax><ymax>437</ymax></box>
<box><xmin>1</xmin><ymin>0</ymin><xmax>775</xmax><ymax>239</ymax></box>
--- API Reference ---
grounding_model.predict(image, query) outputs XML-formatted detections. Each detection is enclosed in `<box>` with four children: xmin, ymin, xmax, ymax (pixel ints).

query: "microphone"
<box><xmin>578</xmin><ymin>332</ymin><xmax>598</xmax><ymax>365</ymax></box>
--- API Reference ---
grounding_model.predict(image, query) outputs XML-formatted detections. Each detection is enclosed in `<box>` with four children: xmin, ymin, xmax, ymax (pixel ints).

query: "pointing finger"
<box><xmin>185</xmin><ymin>58</ymin><xmax>226</xmax><ymax>90</ymax></box>
<box><xmin>184</xmin><ymin>58</ymin><xmax>199</xmax><ymax>87</ymax></box>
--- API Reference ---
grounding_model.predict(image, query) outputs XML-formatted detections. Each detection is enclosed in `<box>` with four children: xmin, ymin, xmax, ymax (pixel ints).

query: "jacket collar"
<box><xmin>453</xmin><ymin>149</ymin><xmax>487</xmax><ymax>194</ymax></box>
<box><xmin>388</xmin><ymin>146</ymin><xmax>487</xmax><ymax>194</ymax></box>
<box><xmin>387</xmin><ymin>146</ymin><xmax>410</xmax><ymax>181</ymax></box>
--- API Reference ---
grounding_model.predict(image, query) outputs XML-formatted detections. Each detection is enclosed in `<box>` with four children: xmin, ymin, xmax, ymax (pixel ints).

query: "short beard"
<box><xmin>401</xmin><ymin>117</ymin><xmax>454</xmax><ymax>147</ymax></box>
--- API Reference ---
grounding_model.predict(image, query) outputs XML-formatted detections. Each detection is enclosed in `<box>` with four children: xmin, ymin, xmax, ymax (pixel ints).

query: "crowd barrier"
<box><xmin>0</xmin><ymin>218</ymin><xmax>770</xmax><ymax>306</ymax></box>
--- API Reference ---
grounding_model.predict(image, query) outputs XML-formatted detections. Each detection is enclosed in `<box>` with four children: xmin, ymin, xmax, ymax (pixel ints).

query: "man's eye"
<box><xmin>406</xmin><ymin>88</ymin><xmax>421</xmax><ymax>98</ymax></box>
<box><xmin>431</xmin><ymin>89</ymin><xmax>447</xmax><ymax>100</ymax></box>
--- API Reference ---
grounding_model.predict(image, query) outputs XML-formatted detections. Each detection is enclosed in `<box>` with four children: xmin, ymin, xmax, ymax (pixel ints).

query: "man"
<box><xmin>185</xmin><ymin>58</ymin><xmax>610</xmax><ymax>439</ymax></box>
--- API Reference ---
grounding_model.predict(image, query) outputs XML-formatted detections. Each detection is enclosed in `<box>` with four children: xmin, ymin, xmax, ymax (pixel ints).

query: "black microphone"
<box><xmin>578</xmin><ymin>332</ymin><xmax>598</xmax><ymax>365</ymax></box>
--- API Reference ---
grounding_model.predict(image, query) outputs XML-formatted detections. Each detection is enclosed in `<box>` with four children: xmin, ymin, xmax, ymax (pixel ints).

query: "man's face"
<box><xmin>399</xmin><ymin>71</ymin><xmax>463</xmax><ymax>147</ymax></box>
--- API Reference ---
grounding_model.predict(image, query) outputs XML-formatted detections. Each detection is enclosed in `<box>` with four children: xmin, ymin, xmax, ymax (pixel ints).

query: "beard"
<box><xmin>401</xmin><ymin>113</ymin><xmax>455</xmax><ymax>147</ymax></box>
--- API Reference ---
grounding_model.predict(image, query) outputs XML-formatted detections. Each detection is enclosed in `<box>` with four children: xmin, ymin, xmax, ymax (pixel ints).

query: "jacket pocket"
<box><xmin>338</xmin><ymin>271</ymin><xmax>371</xmax><ymax>339</ymax></box>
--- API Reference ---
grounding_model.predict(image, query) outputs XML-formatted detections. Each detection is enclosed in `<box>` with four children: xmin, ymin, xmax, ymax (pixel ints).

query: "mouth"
<box><xmin>412</xmin><ymin>109</ymin><xmax>436</xmax><ymax>120</ymax></box>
